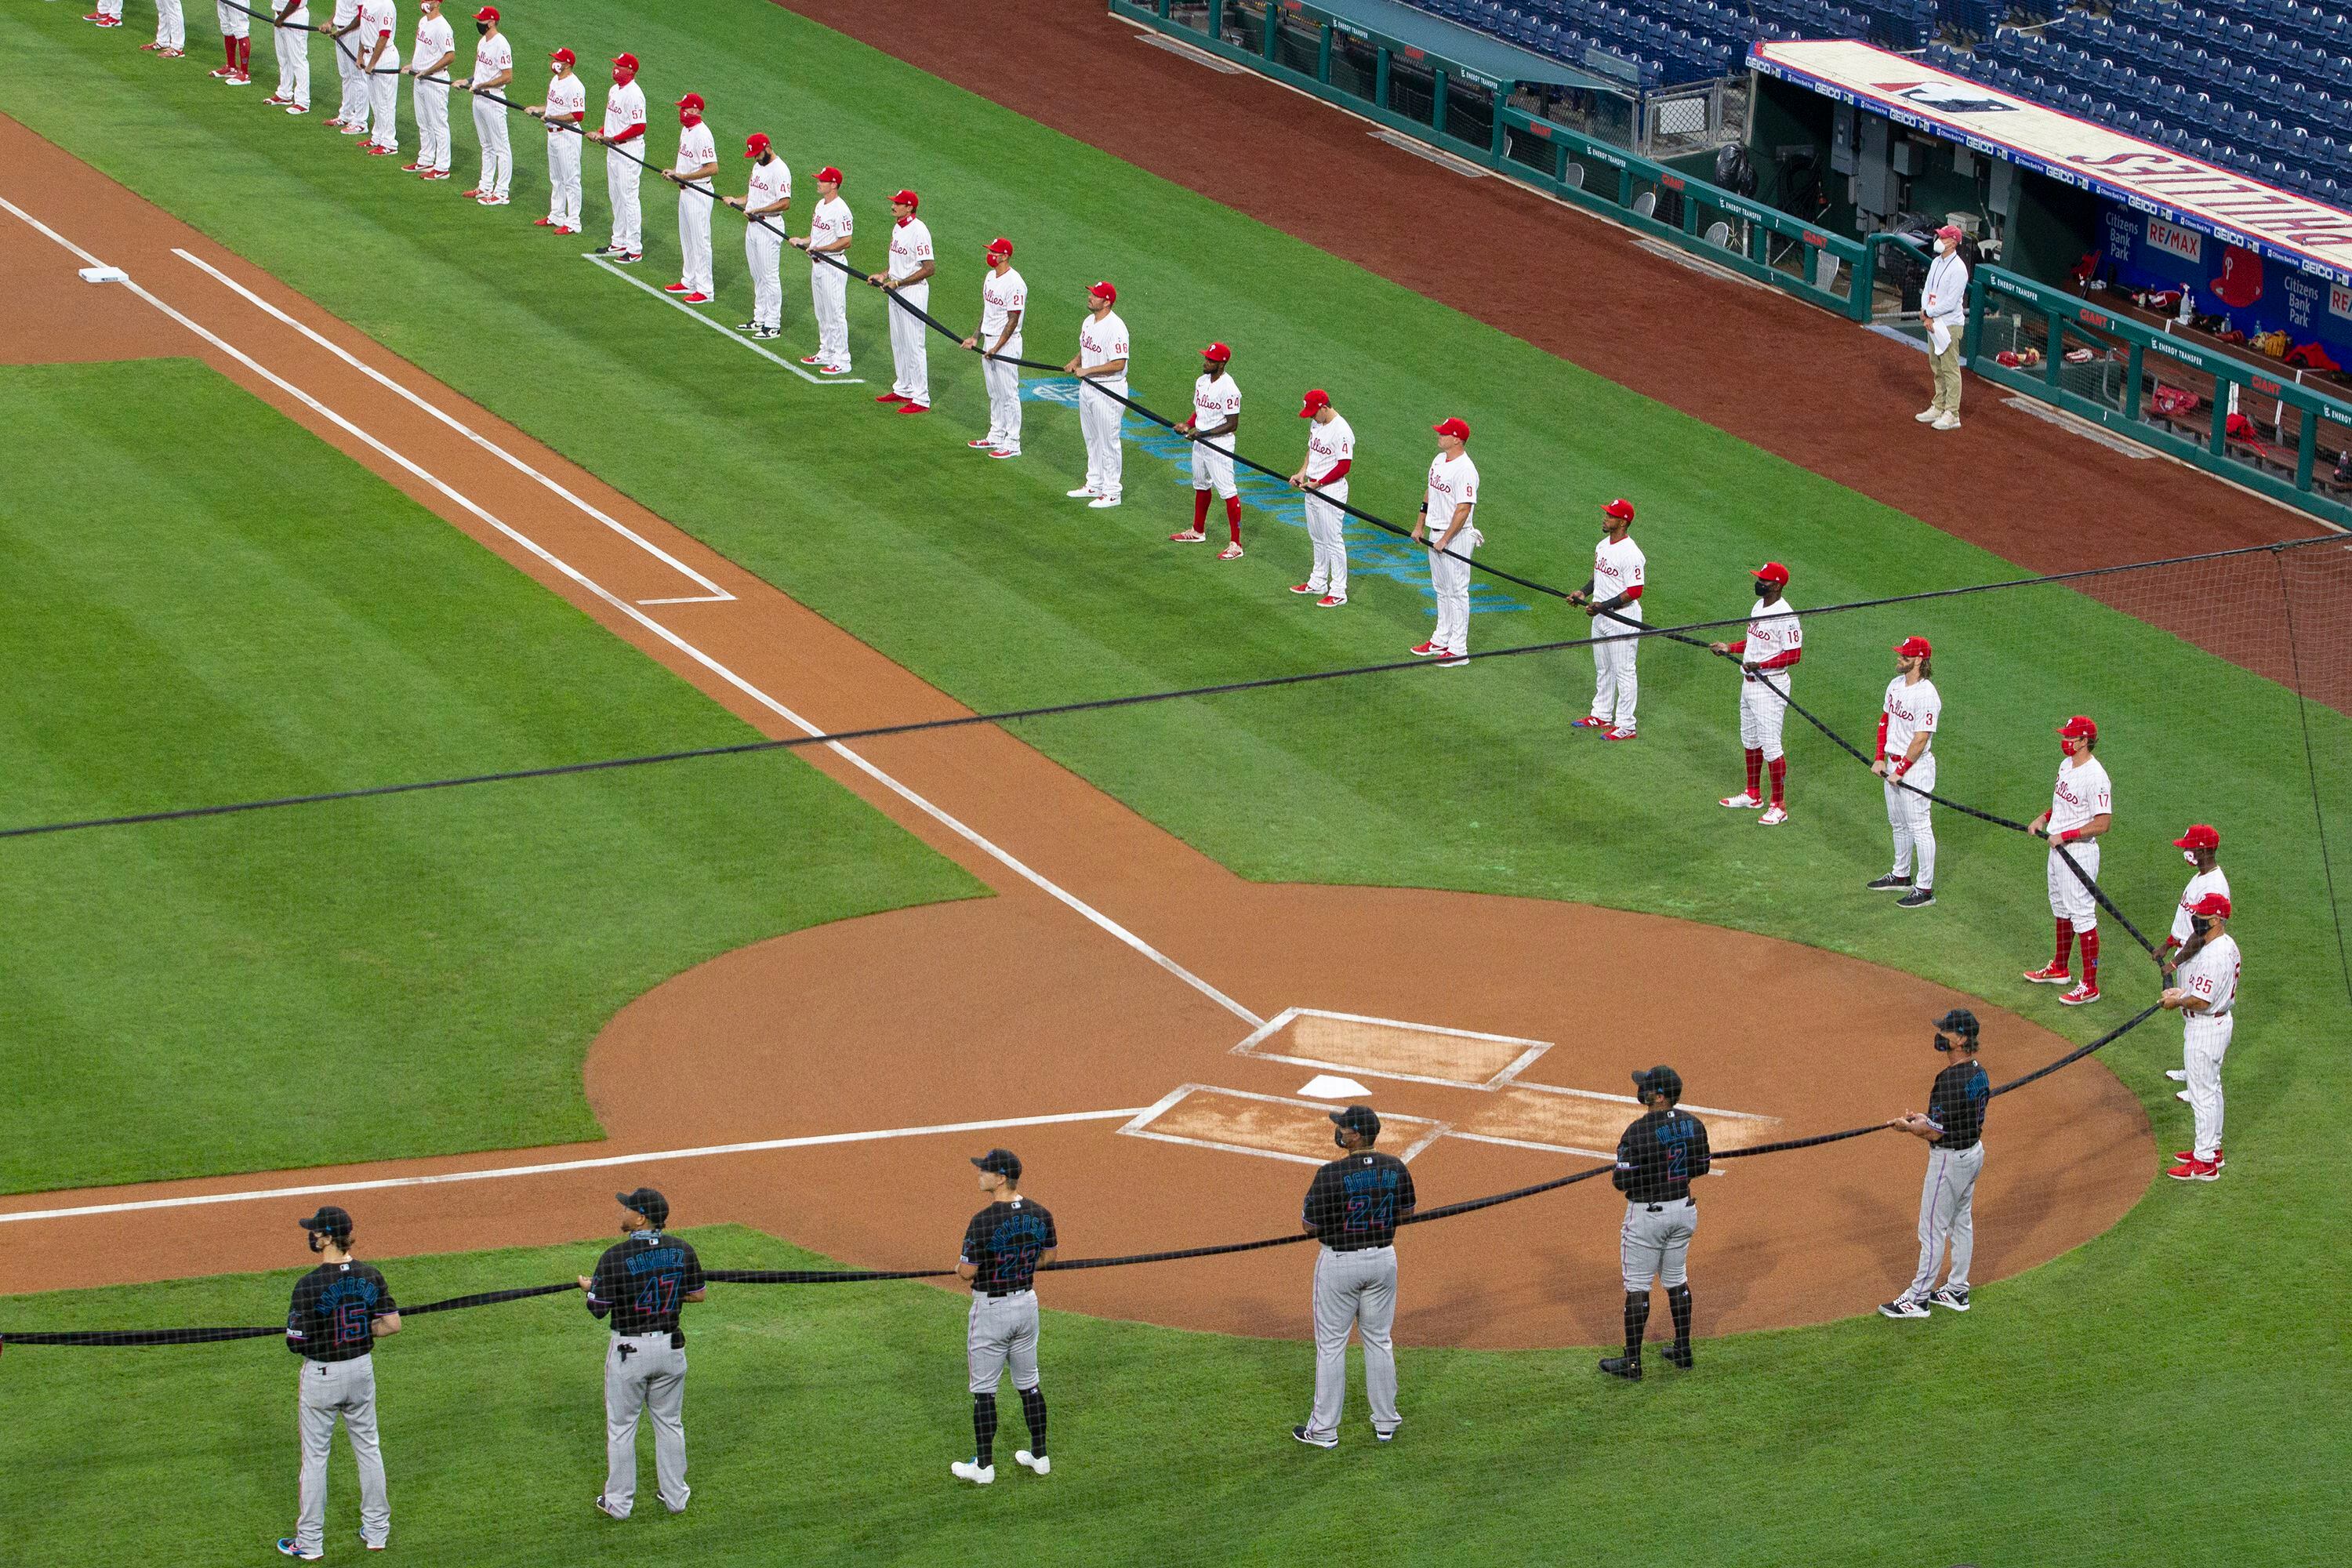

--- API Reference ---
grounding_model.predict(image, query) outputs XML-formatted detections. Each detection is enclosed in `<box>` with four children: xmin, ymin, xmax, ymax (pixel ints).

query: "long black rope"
<box><xmin>0</xmin><ymin>1004</ymin><xmax>2164</xmax><ymax>1346</ymax></box>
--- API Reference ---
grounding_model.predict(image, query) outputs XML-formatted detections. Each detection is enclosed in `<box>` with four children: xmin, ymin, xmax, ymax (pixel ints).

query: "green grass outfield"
<box><xmin>0</xmin><ymin>359</ymin><xmax>980</xmax><ymax>1191</ymax></box>
<box><xmin>4</xmin><ymin>3</ymin><xmax>2350</xmax><ymax>1562</ymax></box>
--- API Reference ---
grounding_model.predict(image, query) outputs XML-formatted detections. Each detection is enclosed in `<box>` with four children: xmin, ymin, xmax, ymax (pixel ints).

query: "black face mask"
<box><xmin>1933</xmin><ymin>1033</ymin><xmax>1954</xmax><ymax>1053</ymax></box>
<box><xmin>307</xmin><ymin>1232</ymin><xmax>328</xmax><ymax>1254</ymax></box>
<box><xmin>1333</xmin><ymin>1130</ymin><xmax>1348</xmax><ymax>1149</ymax></box>
<box><xmin>2190</xmin><ymin>916</ymin><xmax>2213</xmax><ymax>938</ymax></box>
<box><xmin>476</xmin><ymin>20</ymin><xmax>489</xmax><ymax>34</ymax></box>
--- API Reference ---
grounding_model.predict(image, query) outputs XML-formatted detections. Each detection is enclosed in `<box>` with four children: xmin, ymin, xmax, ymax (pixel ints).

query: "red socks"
<box><xmin>2053</xmin><ymin>919</ymin><xmax>2074</xmax><ymax>973</ymax></box>
<box><xmin>1744</xmin><ymin>749</ymin><xmax>1762</xmax><ymax>798</ymax></box>
<box><xmin>227</xmin><ymin>36</ymin><xmax>237</xmax><ymax>70</ymax></box>
<box><xmin>240</xmin><ymin>35</ymin><xmax>251</xmax><ymax>72</ymax></box>
<box><xmin>2081</xmin><ymin>929</ymin><xmax>2100</xmax><ymax>989</ymax></box>
<box><xmin>1192</xmin><ymin>489</ymin><xmax>1210</xmax><ymax>532</ymax></box>
<box><xmin>1224</xmin><ymin>494</ymin><xmax>1242</xmax><ymax>543</ymax></box>
<box><xmin>1768</xmin><ymin>757</ymin><xmax>1787</xmax><ymax>807</ymax></box>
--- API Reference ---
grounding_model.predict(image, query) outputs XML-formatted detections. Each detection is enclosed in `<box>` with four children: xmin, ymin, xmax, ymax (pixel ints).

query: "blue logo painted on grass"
<box><xmin>1021</xmin><ymin>379</ymin><xmax>1523</xmax><ymax>613</ymax></box>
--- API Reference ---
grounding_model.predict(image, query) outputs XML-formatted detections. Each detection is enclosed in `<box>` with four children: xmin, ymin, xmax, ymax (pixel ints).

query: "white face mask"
<box><xmin>2183</xmin><ymin>849</ymin><xmax>2199</xmax><ymax>866</ymax></box>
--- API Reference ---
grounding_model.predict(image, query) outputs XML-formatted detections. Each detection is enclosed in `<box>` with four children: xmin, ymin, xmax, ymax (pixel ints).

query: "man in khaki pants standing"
<box><xmin>1917</xmin><ymin>223</ymin><xmax>1969</xmax><ymax>431</ymax></box>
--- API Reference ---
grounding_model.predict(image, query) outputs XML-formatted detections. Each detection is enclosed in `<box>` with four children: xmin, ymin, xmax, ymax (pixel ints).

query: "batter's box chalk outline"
<box><xmin>1117</xmin><ymin>1084</ymin><xmax>1449</xmax><ymax>1167</ymax></box>
<box><xmin>1234</xmin><ymin>1007</ymin><xmax>1779</xmax><ymax>1124</ymax></box>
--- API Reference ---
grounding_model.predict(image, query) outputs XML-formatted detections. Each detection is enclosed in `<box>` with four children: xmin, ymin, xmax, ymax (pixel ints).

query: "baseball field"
<box><xmin>2</xmin><ymin>0</ymin><xmax>2348</xmax><ymax>1563</ymax></box>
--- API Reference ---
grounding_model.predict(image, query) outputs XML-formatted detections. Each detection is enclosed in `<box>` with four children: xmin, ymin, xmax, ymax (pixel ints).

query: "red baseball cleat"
<box><xmin>799</xmin><ymin>354</ymin><xmax>826</xmax><ymax>365</ymax></box>
<box><xmin>365</xmin><ymin>146</ymin><xmax>394</xmax><ymax>156</ymax></box>
<box><xmin>1167</xmin><ymin>528</ymin><xmax>1207</xmax><ymax>543</ymax></box>
<box><xmin>2172</xmin><ymin>1148</ymin><xmax>2225</xmax><ymax>1167</ymax></box>
<box><xmin>2165</xmin><ymin>1156</ymin><xmax>2220</xmax><ymax>1181</ymax></box>
<box><xmin>533</xmin><ymin>216</ymin><xmax>555</xmax><ymax>227</ymax></box>
<box><xmin>1604</xmin><ymin>728</ymin><xmax>1639</xmax><ymax>741</ymax></box>
<box><xmin>459</xmin><ymin>187</ymin><xmax>481</xmax><ymax>198</ymax></box>
<box><xmin>554</xmin><ymin>226</ymin><xmax>578</xmax><ymax>234</ymax></box>
<box><xmin>663</xmin><ymin>281</ymin><xmax>692</xmax><ymax>294</ymax></box>
<box><xmin>1410</xmin><ymin>641</ymin><xmax>1441</xmax><ymax>656</ymax></box>
<box><xmin>209</xmin><ymin>65</ymin><xmax>234</xmax><ymax>78</ymax></box>
<box><xmin>683</xmin><ymin>293</ymin><xmax>710</xmax><ymax>304</ymax></box>
<box><xmin>873</xmin><ymin>391</ymin><xmax>906</xmax><ymax>403</ymax></box>
<box><xmin>400</xmin><ymin>162</ymin><xmax>423</xmax><ymax>172</ymax></box>
<box><xmin>1289</xmin><ymin>583</ymin><xmax>1317</xmax><ymax>593</ymax></box>
<box><xmin>1316</xmin><ymin>594</ymin><xmax>1345</xmax><ymax>608</ymax></box>
<box><xmin>2056</xmin><ymin>983</ymin><xmax>2100</xmax><ymax>1006</ymax></box>
<box><xmin>896</xmin><ymin>402</ymin><xmax>929</xmax><ymax>414</ymax></box>
<box><xmin>1570</xmin><ymin>717</ymin><xmax>1609</xmax><ymax>729</ymax></box>
<box><xmin>2021</xmin><ymin>964</ymin><xmax>2072</xmax><ymax>985</ymax></box>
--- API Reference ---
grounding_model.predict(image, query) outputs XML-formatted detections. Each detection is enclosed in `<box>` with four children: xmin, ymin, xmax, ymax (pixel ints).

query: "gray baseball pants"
<box><xmin>295</xmin><ymin>1354</ymin><xmax>389</xmax><ymax>1554</ymax></box>
<box><xmin>603</xmin><ymin>1333</ymin><xmax>688</xmax><ymax>1516</ymax></box>
<box><xmin>967</xmin><ymin>1289</ymin><xmax>1042</xmax><ymax>1393</ymax></box>
<box><xmin>1306</xmin><ymin>1244</ymin><xmax>1398</xmax><ymax>1441</ymax></box>
<box><xmin>1905</xmin><ymin>1142</ymin><xmax>1984</xmax><ymax>1300</ymax></box>
<box><xmin>1621</xmin><ymin>1198</ymin><xmax>1697</xmax><ymax>1290</ymax></box>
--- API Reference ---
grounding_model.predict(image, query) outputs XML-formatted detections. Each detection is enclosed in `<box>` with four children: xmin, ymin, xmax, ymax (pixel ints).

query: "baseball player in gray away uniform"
<box><xmin>1880</xmin><ymin>1009</ymin><xmax>1991</xmax><ymax>1318</ymax></box>
<box><xmin>1603</xmin><ymin>1066</ymin><xmax>1710</xmax><ymax>1378</ymax></box>
<box><xmin>1294</xmin><ymin>1105</ymin><xmax>1417</xmax><ymax>1447</ymax></box>
<box><xmin>953</xmin><ymin>1149</ymin><xmax>1057</xmax><ymax>1485</ymax></box>
<box><xmin>580</xmin><ymin>1189</ymin><xmax>706</xmax><ymax>1520</ymax></box>
<box><xmin>279</xmin><ymin>1205</ymin><xmax>401</xmax><ymax>1560</ymax></box>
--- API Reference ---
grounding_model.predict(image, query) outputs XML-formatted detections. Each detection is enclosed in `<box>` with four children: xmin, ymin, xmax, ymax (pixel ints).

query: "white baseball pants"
<box><xmin>982</xmin><ymin>346</ymin><xmax>1022</xmax><ymax>452</ymax></box>
<box><xmin>154</xmin><ymin>0</ymin><xmax>184</xmax><ymax>51</ymax></box>
<box><xmin>677</xmin><ymin>184</ymin><xmax>713</xmax><ymax>296</ymax></box>
<box><xmin>1590</xmin><ymin>630</ymin><xmax>1639</xmax><ymax>728</ymax></box>
<box><xmin>811</xmin><ymin>261</ymin><xmax>849</xmax><ymax>368</ymax></box>
<box><xmin>336</xmin><ymin>35</ymin><xmax>366</xmax><ymax>125</ymax></box>
<box><xmin>1080</xmin><ymin>379</ymin><xmax>1126</xmax><ymax>498</ymax></box>
<box><xmin>602</xmin><ymin>1333</ymin><xmax>688</xmax><ymax>1518</ymax></box>
<box><xmin>365</xmin><ymin>47</ymin><xmax>400</xmax><ymax>151</ymax></box>
<box><xmin>1904</xmin><ymin>1142</ymin><xmax>1981</xmax><ymax>1300</ymax></box>
<box><xmin>886</xmin><ymin>281</ymin><xmax>929</xmax><ymax>403</ymax></box>
<box><xmin>1305</xmin><ymin>1245</ymin><xmax>1399</xmax><ymax>1442</ymax></box>
<box><xmin>2183</xmin><ymin>1012</ymin><xmax>2232</xmax><ymax>1160</ymax></box>
<box><xmin>606</xmin><ymin>148</ymin><xmax>641</xmax><ymax>252</ymax></box>
<box><xmin>1738</xmin><ymin>675</ymin><xmax>1789</xmax><ymax>760</ymax></box>
<box><xmin>294</xmin><ymin>1355</ymin><xmax>389</xmax><ymax>1556</ymax></box>
<box><xmin>745</xmin><ymin>224</ymin><xmax>783</xmax><ymax>330</ymax></box>
<box><xmin>546</xmin><ymin>132</ymin><xmax>582</xmax><ymax>228</ymax></box>
<box><xmin>98</xmin><ymin>0</ymin><xmax>123</xmax><ymax>20</ymax></box>
<box><xmin>2048</xmin><ymin>840</ymin><xmax>2101</xmax><ymax>931</ymax></box>
<box><xmin>1621</xmin><ymin>1198</ymin><xmax>1697</xmax><ymax>1290</ymax></box>
<box><xmin>966</xmin><ymin>1289</ymin><xmax>1042</xmax><ymax>1394</ymax></box>
<box><xmin>274</xmin><ymin>16</ymin><xmax>310</xmax><ymax>108</ymax></box>
<box><xmin>1427</xmin><ymin>530</ymin><xmax>1479</xmax><ymax>653</ymax></box>
<box><xmin>470</xmin><ymin>96</ymin><xmax>511</xmax><ymax>197</ymax></box>
<box><xmin>1190</xmin><ymin>437</ymin><xmax>1238</xmax><ymax>499</ymax></box>
<box><xmin>1884</xmin><ymin>752</ymin><xmax>1936</xmax><ymax>888</ymax></box>
<box><xmin>413</xmin><ymin>78</ymin><xmax>450</xmax><ymax>172</ymax></box>
<box><xmin>216</xmin><ymin>0</ymin><xmax>248</xmax><ymax>39</ymax></box>
<box><xmin>1305</xmin><ymin>481</ymin><xmax>1348</xmax><ymax>598</ymax></box>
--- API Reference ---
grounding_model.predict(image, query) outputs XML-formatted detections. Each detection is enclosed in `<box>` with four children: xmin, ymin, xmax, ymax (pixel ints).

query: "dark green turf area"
<box><xmin>4</xmin><ymin>5</ymin><xmax>2350</xmax><ymax>1560</ymax></box>
<box><xmin>0</xmin><ymin>359</ymin><xmax>982</xmax><ymax>1192</ymax></box>
<box><xmin>0</xmin><ymin>1226</ymin><xmax>2342</xmax><ymax>1568</ymax></box>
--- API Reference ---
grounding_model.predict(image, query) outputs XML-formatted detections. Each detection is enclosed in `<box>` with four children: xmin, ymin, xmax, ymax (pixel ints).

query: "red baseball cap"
<box><xmin>1202</xmin><ymin>343</ymin><xmax>1231</xmax><ymax>364</ymax></box>
<box><xmin>1089</xmin><ymin>280</ymin><xmax>1117</xmax><ymax>303</ymax></box>
<box><xmin>817</xmin><ymin>165</ymin><xmax>843</xmax><ymax>184</ymax></box>
<box><xmin>1298</xmin><ymin>388</ymin><xmax>1331</xmax><ymax>418</ymax></box>
<box><xmin>1936</xmin><ymin>223</ymin><xmax>1965</xmax><ymax>241</ymax></box>
<box><xmin>612</xmin><ymin>52</ymin><xmax>640</xmax><ymax>71</ymax></box>
<box><xmin>891</xmin><ymin>189</ymin><xmax>918</xmax><ymax>209</ymax></box>
<box><xmin>2173</xmin><ymin>824</ymin><xmax>2221</xmax><ymax>851</ymax></box>
<box><xmin>2187</xmin><ymin>891</ymin><xmax>2232</xmax><ymax>918</ymax></box>
<box><xmin>676</xmin><ymin>92</ymin><xmax>704</xmax><ymax>111</ymax></box>
<box><xmin>985</xmin><ymin>236</ymin><xmax>1013</xmax><ymax>257</ymax></box>
<box><xmin>473</xmin><ymin>5</ymin><xmax>499</xmax><ymax>20</ymax></box>
<box><xmin>1602</xmin><ymin>497</ymin><xmax>1635</xmax><ymax>521</ymax></box>
<box><xmin>1432</xmin><ymin>416</ymin><xmax>1471</xmax><ymax>440</ymax></box>
<box><xmin>549</xmin><ymin>46</ymin><xmax>575</xmax><ymax>64</ymax></box>
<box><xmin>1752</xmin><ymin>561</ymin><xmax>1789</xmax><ymax>586</ymax></box>
<box><xmin>2057</xmin><ymin>714</ymin><xmax>2099</xmax><ymax>740</ymax></box>
<box><xmin>743</xmin><ymin>132</ymin><xmax>770</xmax><ymax>158</ymax></box>
<box><xmin>1893</xmin><ymin>635</ymin><xmax>1933</xmax><ymax>658</ymax></box>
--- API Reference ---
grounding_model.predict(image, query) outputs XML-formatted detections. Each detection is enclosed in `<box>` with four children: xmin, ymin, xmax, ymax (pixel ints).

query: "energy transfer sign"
<box><xmin>1750</xmin><ymin>38</ymin><xmax>2352</xmax><ymax>288</ymax></box>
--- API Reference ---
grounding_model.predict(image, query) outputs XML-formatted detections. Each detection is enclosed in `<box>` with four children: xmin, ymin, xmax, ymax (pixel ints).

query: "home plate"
<box><xmin>1296</xmin><ymin>1073</ymin><xmax>1370</xmax><ymax>1099</ymax></box>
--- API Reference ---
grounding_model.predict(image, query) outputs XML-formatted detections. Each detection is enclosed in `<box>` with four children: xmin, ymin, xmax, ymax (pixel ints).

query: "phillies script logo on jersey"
<box><xmin>2054</xmin><ymin>775</ymin><xmax>2100</xmax><ymax>811</ymax></box>
<box><xmin>1888</xmin><ymin>692</ymin><xmax>1929</xmax><ymax>726</ymax></box>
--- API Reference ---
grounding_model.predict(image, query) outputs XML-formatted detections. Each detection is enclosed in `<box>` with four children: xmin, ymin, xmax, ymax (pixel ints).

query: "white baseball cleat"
<box><xmin>1932</xmin><ymin>412</ymin><xmax>1962</xmax><ymax>431</ymax></box>
<box><xmin>1167</xmin><ymin>528</ymin><xmax>1207</xmax><ymax>542</ymax></box>
<box><xmin>1014</xmin><ymin>1450</ymin><xmax>1051</xmax><ymax>1475</ymax></box>
<box><xmin>1758</xmin><ymin>804</ymin><xmax>1788</xmax><ymax>826</ymax></box>
<box><xmin>275</xmin><ymin>1544</ymin><xmax>323</xmax><ymax>1562</ymax></box>
<box><xmin>2176</xmin><ymin>1089</ymin><xmax>2190</xmax><ymax>1102</ymax></box>
<box><xmin>1218</xmin><ymin>543</ymin><xmax>1244</xmax><ymax>560</ymax></box>
<box><xmin>1915</xmin><ymin>407</ymin><xmax>1943</xmax><ymax>423</ymax></box>
<box><xmin>1065</xmin><ymin>486</ymin><xmax>1098</xmax><ymax>499</ymax></box>
<box><xmin>1718</xmin><ymin>793</ymin><xmax>1761</xmax><ymax>809</ymax></box>
<box><xmin>1087</xmin><ymin>495</ymin><xmax>1122</xmax><ymax>509</ymax></box>
<box><xmin>968</xmin><ymin>437</ymin><xmax>1000</xmax><ymax>449</ymax></box>
<box><xmin>989</xmin><ymin>448</ymin><xmax>1021</xmax><ymax>459</ymax></box>
<box><xmin>2165</xmin><ymin>1069</ymin><xmax>2187</xmax><ymax>1082</ymax></box>
<box><xmin>950</xmin><ymin>1459</ymin><xmax>995</xmax><ymax>1485</ymax></box>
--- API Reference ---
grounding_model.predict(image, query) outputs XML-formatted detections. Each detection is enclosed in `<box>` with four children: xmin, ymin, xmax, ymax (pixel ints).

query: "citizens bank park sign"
<box><xmin>1750</xmin><ymin>38</ymin><xmax>2352</xmax><ymax>288</ymax></box>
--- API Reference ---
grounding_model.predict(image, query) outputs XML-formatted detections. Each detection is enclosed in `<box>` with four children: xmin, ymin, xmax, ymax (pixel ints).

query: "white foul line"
<box><xmin>6</xmin><ymin>198</ymin><xmax>1267</xmax><ymax>1033</ymax></box>
<box><xmin>169</xmin><ymin>247</ymin><xmax>734</xmax><ymax>605</ymax></box>
<box><xmin>580</xmin><ymin>251</ymin><xmax>865</xmax><ymax>387</ymax></box>
<box><xmin>0</xmin><ymin>1109</ymin><xmax>1149</xmax><ymax>1225</ymax></box>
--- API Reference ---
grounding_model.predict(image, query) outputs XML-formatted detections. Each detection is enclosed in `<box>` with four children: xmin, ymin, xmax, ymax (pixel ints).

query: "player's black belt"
<box><xmin>1326</xmin><ymin>1240</ymin><xmax>1395</xmax><ymax>1253</ymax></box>
<box><xmin>1638</xmin><ymin>1196</ymin><xmax>1696</xmax><ymax>1212</ymax></box>
<box><xmin>1934</xmin><ymin>1139</ymin><xmax>1980</xmax><ymax>1152</ymax></box>
<box><xmin>977</xmin><ymin>1287</ymin><xmax>1033</xmax><ymax>1299</ymax></box>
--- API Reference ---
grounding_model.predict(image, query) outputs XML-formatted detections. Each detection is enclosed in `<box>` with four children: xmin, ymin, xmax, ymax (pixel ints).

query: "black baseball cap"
<box><xmin>298</xmin><ymin>1205</ymin><xmax>354</xmax><ymax>1239</ymax></box>
<box><xmin>971</xmin><ymin>1149</ymin><xmax>1022</xmax><ymax>1181</ymax></box>
<box><xmin>1632</xmin><ymin>1065</ymin><xmax>1683</xmax><ymax>1102</ymax></box>
<box><xmin>616</xmin><ymin>1188</ymin><xmax>670</xmax><ymax>1228</ymax></box>
<box><xmin>1933</xmin><ymin>1007</ymin><xmax>1981</xmax><ymax>1039</ymax></box>
<box><xmin>1329</xmin><ymin>1105</ymin><xmax>1381</xmax><ymax>1140</ymax></box>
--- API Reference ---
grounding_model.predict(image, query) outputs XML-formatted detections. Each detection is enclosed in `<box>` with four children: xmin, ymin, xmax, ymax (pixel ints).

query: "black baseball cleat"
<box><xmin>1896</xmin><ymin>887</ymin><xmax>1936</xmax><ymax>909</ymax></box>
<box><xmin>1597</xmin><ymin>1355</ymin><xmax>1642</xmax><ymax>1381</ymax></box>
<box><xmin>1661</xmin><ymin>1344</ymin><xmax>1693</xmax><ymax>1370</ymax></box>
<box><xmin>1864</xmin><ymin>873</ymin><xmax>1913</xmax><ymax>891</ymax></box>
<box><xmin>1290</xmin><ymin>1425</ymin><xmax>1338</xmax><ymax>1450</ymax></box>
